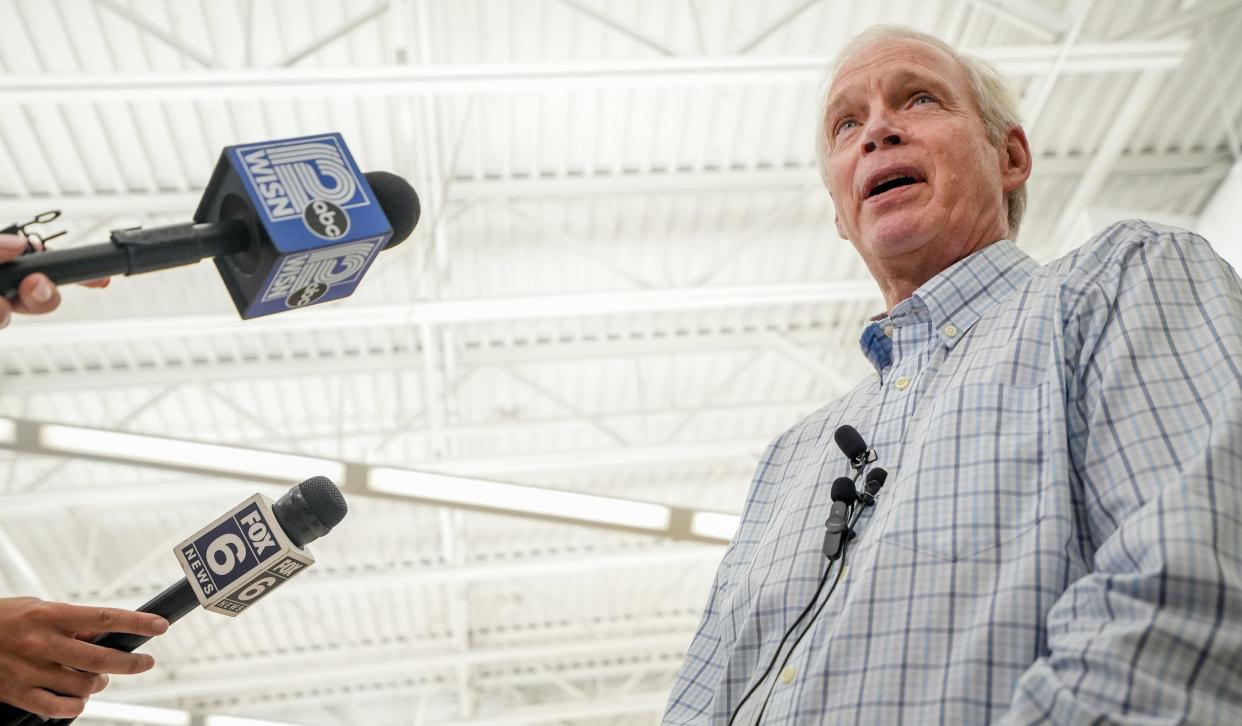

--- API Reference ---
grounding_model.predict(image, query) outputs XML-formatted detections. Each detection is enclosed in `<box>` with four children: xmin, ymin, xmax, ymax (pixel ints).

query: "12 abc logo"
<box><xmin>286</xmin><ymin>281</ymin><xmax>329</xmax><ymax>308</ymax></box>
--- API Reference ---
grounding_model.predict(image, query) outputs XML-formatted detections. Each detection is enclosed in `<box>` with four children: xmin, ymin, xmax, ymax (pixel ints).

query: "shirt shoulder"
<box><xmin>1043</xmin><ymin>218</ymin><xmax>1229</xmax><ymax>291</ymax></box>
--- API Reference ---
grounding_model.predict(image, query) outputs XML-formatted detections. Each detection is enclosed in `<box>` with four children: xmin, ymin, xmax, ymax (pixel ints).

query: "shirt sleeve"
<box><xmin>997</xmin><ymin>223</ymin><xmax>1242</xmax><ymax>724</ymax></box>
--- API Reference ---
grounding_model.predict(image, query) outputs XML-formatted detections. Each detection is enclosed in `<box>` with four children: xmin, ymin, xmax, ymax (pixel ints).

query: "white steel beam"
<box><xmin>0</xmin><ymin>333</ymin><xmax>855</xmax><ymax>395</ymax></box>
<box><xmin>0</xmin><ymin>281</ymin><xmax>881</xmax><ymax>348</ymax></box>
<box><xmin>94</xmin><ymin>0</ymin><xmax>217</xmax><ymax>68</ymax></box>
<box><xmin>968</xmin><ymin>0</ymin><xmax>1072</xmax><ymax>42</ymax></box>
<box><xmin>1019</xmin><ymin>0</ymin><xmax>1090</xmax><ymax>129</ymax></box>
<box><xmin>206</xmin><ymin>678</ymin><xmax>674</xmax><ymax>723</ymax></box>
<box><xmin>200</xmin><ymin>681</ymin><xmax>675</xmax><ymax>724</ymax></box>
<box><xmin>1197</xmin><ymin>160</ymin><xmax>1242</xmax><ymax>269</ymax></box>
<box><xmin>426</xmin><ymin>692</ymin><xmax>669</xmax><ymax>726</ymax></box>
<box><xmin>1054</xmin><ymin>70</ymin><xmax>1168</xmax><ymax>253</ymax></box>
<box><xmin>277</xmin><ymin>2</ymin><xmax>392</xmax><ymax>67</ymax></box>
<box><xmin>733</xmin><ymin>0</ymin><xmax>825</xmax><ymax>54</ymax></box>
<box><xmin>169</xmin><ymin>622</ymin><xmax>698</xmax><ymax>692</ymax></box>
<box><xmin>110</xmin><ymin>633</ymin><xmax>690</xmax><ymax>701</ymax></box>
<box><xmin>0</xmin><ymin>524</ymin><xmax>52</xmax><ymax>599</ymax></box>
<box><xmin>1117</xmin><ymin>0</ymin><xmax>1242</xmax><ymax>40</ymax></box>
<box><xmin>0</xmin><ymin>42</ymin><xmax>1188</xmax><ymax>103</ymax></box>
<box><xmin>555</xmin><ymin>0</ymin><xmax>677</xmax><ymax>56</ymax></box>
<box><xmin>0</xmin><ymin>149</ymin><xmax>1227</xmax><ymax>219</ymax></box>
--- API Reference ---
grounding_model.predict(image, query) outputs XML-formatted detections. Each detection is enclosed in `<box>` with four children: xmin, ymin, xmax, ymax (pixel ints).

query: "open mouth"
<box><xmin>867</xmin><ymin>173</ymin><xmax>925</xmax><ymax>199</ymax></box>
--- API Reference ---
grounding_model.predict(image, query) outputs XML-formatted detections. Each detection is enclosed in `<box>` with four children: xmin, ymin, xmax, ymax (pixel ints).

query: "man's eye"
<box><xmin>836</xmin><ymin>119</ymin><xmax>860</xmax><ymax>135</ymax></box>
<box><xmin>912</xmin><ymin>93</ymin><xmax>935</xmax><ymax>105</ymax></box>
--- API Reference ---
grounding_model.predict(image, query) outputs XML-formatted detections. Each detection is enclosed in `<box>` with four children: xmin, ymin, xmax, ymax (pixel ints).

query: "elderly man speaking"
<box><xmin>664</xmin><ymin>26</ymin><xmax>1242</xmax><ymax>725</ymax></box>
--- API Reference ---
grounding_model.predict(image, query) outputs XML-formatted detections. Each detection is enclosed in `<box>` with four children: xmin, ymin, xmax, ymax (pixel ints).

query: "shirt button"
<box><xmin>780</xmin><ymin>665</ymin><xmax>797</xmax><ymax>684</ymax></box>
<box><xmin>894</xmin><ymin>376</ymin><xmax>910</xmax><ymax>391</ymax></box>
<box><xmin>883</xmin><ymin>325</ymin><xmax>895</xmax><ymax>338</ymax></box>
<box><xmin>943</xmin><ymin>324</ymin><xmax>958</xmax><ymax>338</ymax></box>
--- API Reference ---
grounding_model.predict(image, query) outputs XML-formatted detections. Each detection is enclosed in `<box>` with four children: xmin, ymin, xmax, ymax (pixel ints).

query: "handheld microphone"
<box><xmin>833</xmin><ymin>425</ymin><xmax>874</xmax><ymax>470</ymax></box>
<box><xmin>0</xmin><ymin>477</ymin><xmax>348</xmax><ymax>726</ymax></box>
<box><xmin>822</xmin><ymin>477</ymin><xmax>857</xmax><ymax>561</ymax></box>
<box><xmin>859</xmin><ymin>467</ymin><xmax>889</xmax><ymax>506</ymax></box>
<box><xmin>0</xmin><ymin>134</ymin><xmax>421</xmax><ymax>319</ymax></box>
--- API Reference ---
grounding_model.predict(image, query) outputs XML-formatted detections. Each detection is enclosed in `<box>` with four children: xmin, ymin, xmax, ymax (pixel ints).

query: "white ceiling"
<box><xmin>0</xmin><ymin>0</ymin><xmax>1239</xmax><ymax>724</ymax></box>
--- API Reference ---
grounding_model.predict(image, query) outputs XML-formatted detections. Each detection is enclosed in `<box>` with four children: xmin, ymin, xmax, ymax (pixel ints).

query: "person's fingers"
<box><xmin>0</xmin><ymin>657</ymin><xmax>91</xmax><ymax>719</ymax></box>
<box><xmin>13</xmin><ymin>273</ymin><xmax>60</xmax><ymax>315</ymax></box>
<box><xmin>0</xmin><ymin>233</ymin><xmax>26</xmax><ymax>263</ymax></box>
<box><xmin>79</xmin><ymin>277</ymin><xmax>110</xmax><ymax>288</ymax></box>
<box><xmin>91</xmin><ymin>672</ymin><xmax>111</xmax><ymax>694</ymax></box>
<box><xmin>48</xmin><ymin>636</ymin><xmax>155</xmax><ymax>675</ymax></box>
<box><xmin>25</xmin><ymin>662</ymin><xmax>104</xmax><ymax>700</ymax></box>
<box><xmin>3</xmin><ymin>687</ymin><xmax>87</xmax><ymax>719</ymax></box>
<box><xmin>0</xmin><ymin>297</ymin><xmax>11</xmax><ymax>329</ymax></box>
<box><xmin>37</xmin><ymin>602</ymin><xmax>169</xmax><ymax>639</ymax></box>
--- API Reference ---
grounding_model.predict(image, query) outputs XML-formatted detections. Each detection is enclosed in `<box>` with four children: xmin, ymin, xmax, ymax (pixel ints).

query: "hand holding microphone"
<box><xmin>0</xmin><ymin>476</ymin><xmax>348</xmax><ymax>725</ymax></box>
<box><xmin>0</xmin><ymin>232</ymin><xmax>108</xmax><ymax>329</ymax></box>
<box><xmin>0</xmin><ymin>134</ymin><xmax>420</xmax><ymax>319</ymax></box>
<box><xmin>0</xmin><ymin>600</ymin><xmax>166</xmax><ymax>719</ymax></box>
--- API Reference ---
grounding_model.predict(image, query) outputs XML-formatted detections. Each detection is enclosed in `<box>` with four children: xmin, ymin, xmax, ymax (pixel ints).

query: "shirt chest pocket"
<box><xmin>878</xmin><ymin>382</ymin><xmax>1049</xmax><ymax>560</ymax></box>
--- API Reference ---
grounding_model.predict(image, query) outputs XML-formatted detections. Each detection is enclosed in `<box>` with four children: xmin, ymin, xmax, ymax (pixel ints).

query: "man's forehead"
<box><xmin>827</xmin><ymin>37</ymin><xmax>962</xmax><ymax>100</ymax></box>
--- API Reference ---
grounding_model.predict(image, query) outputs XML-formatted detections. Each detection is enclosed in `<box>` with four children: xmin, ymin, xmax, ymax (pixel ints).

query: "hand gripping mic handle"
<box><xmin>0</xmin><ymin>220</ymin><xmax>248</xmax><ymax>298</ymax></box>
<box><xmin>0</xmin><ymin>582</ymin><xmax>200</xmax><ymax>726</ymax></box>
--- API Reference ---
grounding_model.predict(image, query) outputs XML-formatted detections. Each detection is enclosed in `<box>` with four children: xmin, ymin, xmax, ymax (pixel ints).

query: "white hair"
<box><xmin>816</xmin><ymin>25</ymin><xmax>1028</xmax><ymax>237</ymax></box>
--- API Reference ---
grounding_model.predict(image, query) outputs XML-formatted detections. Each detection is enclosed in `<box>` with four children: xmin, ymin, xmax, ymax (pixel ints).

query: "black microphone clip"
<box><xmin>2</xmin><ymin>209</ymin><xmax>65</xmax><ymax>256</ymax></box>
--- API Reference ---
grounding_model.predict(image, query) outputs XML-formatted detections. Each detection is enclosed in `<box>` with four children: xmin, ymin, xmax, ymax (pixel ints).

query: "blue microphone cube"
<box><xmin>195</xmin><ymin>133</ymin><xmax>393</xmax><ymax>319</ymax></box>
<box><xmin>174</xmin><ymin>494</ymin><xmax>315</xmax><ymax>617</ymax></box>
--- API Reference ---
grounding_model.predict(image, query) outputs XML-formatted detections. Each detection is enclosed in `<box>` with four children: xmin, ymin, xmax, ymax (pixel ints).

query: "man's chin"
<box><xmin>863</xmin><ymin>214</ymin><xmax>934</xmax><ymax>258</ymax></box>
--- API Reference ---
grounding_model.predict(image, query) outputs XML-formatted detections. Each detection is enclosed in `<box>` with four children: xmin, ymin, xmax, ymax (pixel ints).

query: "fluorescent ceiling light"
<box><xmin>690</xmin><ymin>511</ymin><xmax>740</xmax><ymax>541</ymax></box>
<box><xmin>81</xmin><ymin>700</ymin><xmax>190</xmax><ymax>725</ymax></box>
<box><xmin>369</xmin><ymin>468</ymin><xmax>672</xmax><ymax>531</ymax></box>
<box><xmin>204</xmin><ymin>717</ymin><xmax>308</xmax><ymax>726</ymax></box>
<box><xmin>39</xmin><ymin>424</ymin><xmax>346</xmax><ymax>484</ymax></box>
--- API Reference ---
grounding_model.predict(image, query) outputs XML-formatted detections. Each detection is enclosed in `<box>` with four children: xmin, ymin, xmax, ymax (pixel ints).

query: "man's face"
<box><xmin>824</xmin><ymin>38</ymin><xmax>1013</xmax><ymax>272</ymax></box>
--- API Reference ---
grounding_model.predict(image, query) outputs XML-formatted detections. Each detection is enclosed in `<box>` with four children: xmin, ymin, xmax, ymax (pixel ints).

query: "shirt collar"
<box><xmin>859</xmin><ymin>239</ymin><xmax>1039</xmax><ymax>372</ymax></box>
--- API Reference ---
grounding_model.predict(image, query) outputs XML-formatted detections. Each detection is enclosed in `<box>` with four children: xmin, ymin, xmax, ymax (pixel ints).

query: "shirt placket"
<box><xmin>735</xmin><ymin>321</ymin><xmax>934</xmax><ymax>724</ymax></box>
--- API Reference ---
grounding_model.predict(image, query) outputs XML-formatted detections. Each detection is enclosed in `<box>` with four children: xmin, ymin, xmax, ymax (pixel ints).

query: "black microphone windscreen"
<box><xmin>866</xmin><ymin>467</ymin><xmax>888</xmax><ymax>489</ymax></box>
<box><xmin>365</xmin><ymin>171</ymin><xmax>420</xmax><ymax>250</ymax></box>
<box><xmin>834</xmin><ymin>424</ymin><xmax>869</xmax><ymax>461</ymax></box>
<box><xmin>298</xmin><ymin>475</ymin><xmax>348</xmax><ymax>530</ymax></box>
<box><xmin>273</xmin><ymin>475</ymin><xmax>347</xmax><ymax>548</ymax></box>
<box><xmin>830</xmin><ymin>476</ymin><xmax>857</xmax><ymax>505</ymax></box>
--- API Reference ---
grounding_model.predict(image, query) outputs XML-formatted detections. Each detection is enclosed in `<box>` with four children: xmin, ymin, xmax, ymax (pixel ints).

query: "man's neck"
<box><xmin>872</xmin><ymin>237</ymin><xmax>1002</xmax><ymax>312</ymax></box>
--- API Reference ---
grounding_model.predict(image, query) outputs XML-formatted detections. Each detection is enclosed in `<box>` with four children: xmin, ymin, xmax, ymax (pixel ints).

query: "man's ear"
<box><xmin>1001</xmin><ymin>124</ymin><xmax>1032</xmax><ymax>194</ymax></box>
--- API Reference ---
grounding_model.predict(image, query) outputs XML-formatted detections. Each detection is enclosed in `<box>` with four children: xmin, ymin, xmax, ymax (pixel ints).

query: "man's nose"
<box><xmin>863</xmin><ymin>134</ymin><xmax>901</xmax><ymax>153</ymax></box>
<box><xmin>861</xmin><ymin>119</ymin><xmax>903</xmax><ymax>153</ymax></box>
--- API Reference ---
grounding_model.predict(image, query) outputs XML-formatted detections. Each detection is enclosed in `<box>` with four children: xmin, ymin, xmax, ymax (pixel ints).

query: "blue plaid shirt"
<box><xmin>664</xmin><ymin>220</ymin><xmax>1242</xmax><ymax>725</ymax></box>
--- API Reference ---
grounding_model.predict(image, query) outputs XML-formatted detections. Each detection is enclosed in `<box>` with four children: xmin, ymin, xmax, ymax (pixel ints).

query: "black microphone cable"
<box><xmin>727</xmin><ymin>547</ymin><xmax>847</xmax><ymax>725</ymax></box>
<box><xmin>727</xmin><ymin>426</ymin><xmax>883</xmax><ymax>723</ymax></box>
<box><xmin>728</xmin><ymin>478</ymin><xmax>859</xmax><ymax>724</ymax></box>
<box><xmin>727</xmin><ymin>465</ymin><xmax>890</xmax><ymax>724</ymax></box>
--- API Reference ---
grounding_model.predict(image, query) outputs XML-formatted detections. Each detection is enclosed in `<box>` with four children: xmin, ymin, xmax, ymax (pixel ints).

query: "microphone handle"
<box><xmin>0</xmin><ymin>220</ymin><xmax>248</xmax><ymax>297</ymax></box>
<box><xmin>0</xmin><ymin>581</ymin><xmax>199</xmax><ymax>726</ymax></box>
